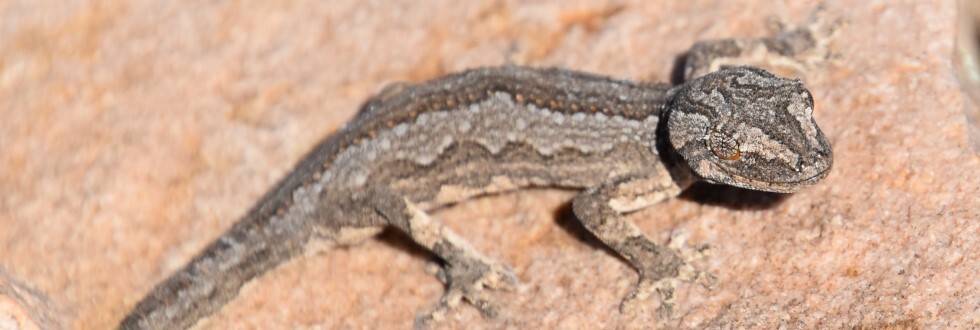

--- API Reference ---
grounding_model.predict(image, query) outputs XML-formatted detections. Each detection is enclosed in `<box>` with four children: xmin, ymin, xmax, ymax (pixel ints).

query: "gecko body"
<box><xmin>121</xmin><ymin>36</ymin><xmax>833</xmax><ymax>329</ymax></box>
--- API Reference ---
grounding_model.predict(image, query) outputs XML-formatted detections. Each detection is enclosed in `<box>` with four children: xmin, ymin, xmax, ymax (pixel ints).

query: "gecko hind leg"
<box><xmin>359</xmin><ymin>187</ymin><xmax>518</xmax><ymax>327</ymax></box>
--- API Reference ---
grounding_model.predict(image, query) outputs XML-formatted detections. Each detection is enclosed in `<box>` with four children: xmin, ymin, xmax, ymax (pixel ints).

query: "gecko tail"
<box><xmin>119</xmin><ymin>213</ymin><xmax>311</xmax><ymax>330</ymax></box>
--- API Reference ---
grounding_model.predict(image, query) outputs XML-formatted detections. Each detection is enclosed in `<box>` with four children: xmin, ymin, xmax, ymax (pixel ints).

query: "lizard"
<box><xmin>119</xmin><ymin>20</ymin><xmax>835</xmax><ymax>330</ymax></box>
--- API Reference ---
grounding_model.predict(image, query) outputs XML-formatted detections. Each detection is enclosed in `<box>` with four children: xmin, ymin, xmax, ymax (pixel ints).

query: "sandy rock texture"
<box><xmin>1</xmin><ymin>0</ymin><xmax>977</xmax><ymax>329</ymax></box>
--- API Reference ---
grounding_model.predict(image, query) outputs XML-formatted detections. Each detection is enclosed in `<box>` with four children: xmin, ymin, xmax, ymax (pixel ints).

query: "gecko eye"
<box><xmin>708</xmin><ymin>130</ymin><xmax>741</xmax><ymax>160</ymax></box>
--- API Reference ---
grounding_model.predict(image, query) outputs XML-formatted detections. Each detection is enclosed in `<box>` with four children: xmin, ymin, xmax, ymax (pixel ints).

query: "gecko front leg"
<box><xmin>684</xmin><ymin>6</ymin><xmax>841</xmax><ymax>80</ymax></box>
<box><xmin>352</xmin><ymin>187</ymin><xmax>518</xmax><ymax>327</ymax></box>
<box><xmin>572</xmin><ymin>174</ymin><xmax>713</xmax><ymax>317</ymax></box>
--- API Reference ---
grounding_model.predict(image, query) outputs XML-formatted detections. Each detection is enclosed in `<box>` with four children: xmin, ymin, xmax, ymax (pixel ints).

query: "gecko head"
<box><xmin>665</xmin><ymin>66</ymin><xmax>833</xmax><ymax>193</ymax></box>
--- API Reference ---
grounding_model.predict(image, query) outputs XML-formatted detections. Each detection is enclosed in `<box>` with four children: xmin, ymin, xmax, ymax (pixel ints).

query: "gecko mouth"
<box><xmin>715</xmin><ymin>162</ymin><xmax>833</xmax><ymax>193</ymax></box>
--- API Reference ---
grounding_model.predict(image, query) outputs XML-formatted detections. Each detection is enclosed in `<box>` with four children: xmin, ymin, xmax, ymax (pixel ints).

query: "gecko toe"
<box><xmin>417</xmin><ymin>260</ymin><xmax>517</xmax><ymax>326</ymax></box>
<box><xmin>617</xmin><ymin>242</ymin><xmax>715</xmax><ymax>318</ymax></box>
<box><xmin>619</xmin><ymin>276</ymin><xmax>679</xmax><ymax>317</ymax></box>
<box><xmin>456</xmin><ymin>261</ymin><xmax>516</xmax><ymax>318</ymax></box>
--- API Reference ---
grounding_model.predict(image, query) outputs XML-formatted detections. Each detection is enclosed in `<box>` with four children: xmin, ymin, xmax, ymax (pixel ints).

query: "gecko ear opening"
<box><xmin>664</xmin><ymin>67</ymin><xmax>833</xmax><ymax>193</ymax></box>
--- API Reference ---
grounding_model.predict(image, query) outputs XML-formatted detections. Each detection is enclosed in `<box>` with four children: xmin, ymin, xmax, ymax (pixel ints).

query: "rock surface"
<box><xmin>0</xmin><ymin>0</ymin><xmax>976</xmax><ymax>329</ymax></box>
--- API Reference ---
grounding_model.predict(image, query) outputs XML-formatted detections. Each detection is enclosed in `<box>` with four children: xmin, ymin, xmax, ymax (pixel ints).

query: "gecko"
<box><xmin>120</xmin><ymin>20</ymin><xmax>835</xmax><ymax>329</ymax></box>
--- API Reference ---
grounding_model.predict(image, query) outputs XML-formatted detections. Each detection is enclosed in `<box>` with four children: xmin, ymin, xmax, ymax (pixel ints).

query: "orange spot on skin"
<box><xmin>720</xmin><ymin>150</ymin><xmax>741</xmax><ymax>160</ymax></box>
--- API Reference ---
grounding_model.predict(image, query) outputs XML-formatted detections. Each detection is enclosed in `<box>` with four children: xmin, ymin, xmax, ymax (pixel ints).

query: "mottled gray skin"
<box><xmin>120</xmin><ymin>62</ymin><xmax>832</xmax><ymax>329</ymax></box>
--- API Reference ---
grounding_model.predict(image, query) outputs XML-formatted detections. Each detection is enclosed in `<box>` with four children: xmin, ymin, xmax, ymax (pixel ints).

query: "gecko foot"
<box><xmin>415</xmin><ymin>260</ymin><xmax>517</xmax><ymax>328</ymax></box>
<box><xmin>619</xmin><ymin>262</ymin><xmax>716</xmax><ymax>318</ymax></box>
<box><xmin>619</xmin><ymin>232</ymin><xmax>716</xmax><ymax>318</ymax></box>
